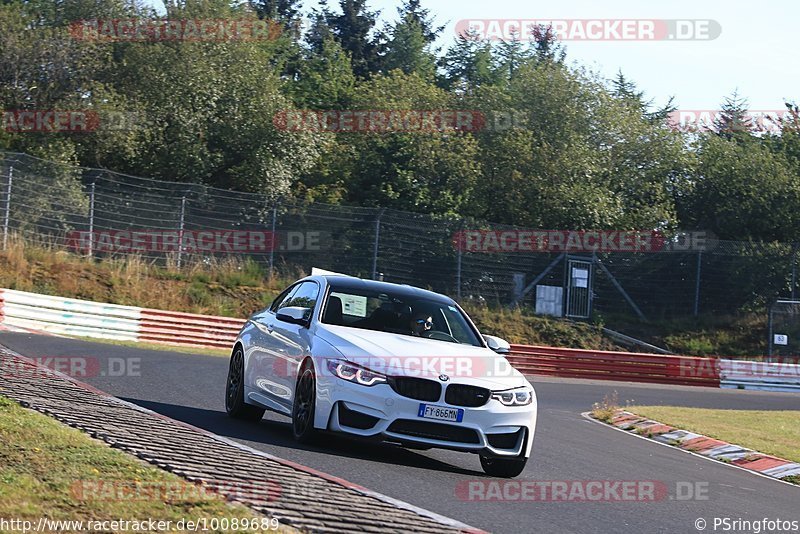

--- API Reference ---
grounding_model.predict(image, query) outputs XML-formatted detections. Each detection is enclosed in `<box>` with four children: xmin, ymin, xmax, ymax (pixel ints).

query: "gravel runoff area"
<box><xmin>0</xmin><ymin>345</ymin><xmax>484</xmax><ymax>534</ymax></box>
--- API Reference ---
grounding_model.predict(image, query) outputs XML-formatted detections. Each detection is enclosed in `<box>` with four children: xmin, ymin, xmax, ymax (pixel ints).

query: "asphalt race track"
<box><xmin>2</xmin><ymin>332</ymin><xmax>798</xmax><ymax>534</ymax></box>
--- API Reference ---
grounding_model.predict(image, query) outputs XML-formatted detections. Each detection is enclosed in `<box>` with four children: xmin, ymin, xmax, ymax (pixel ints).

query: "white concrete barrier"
<box><xmin>0</xmin><ymin>288</ymin><xmax>241</xmax><ymax>350</ymax></box>
<box><xmin>719</xmin><ymin>358</ymin><xmax>800</xmax><ymax>392</ymax></box>
<box><xmin>0</xmin><ymin>288</ymin><xmax>142</xmax><ymax>319</ymax></box>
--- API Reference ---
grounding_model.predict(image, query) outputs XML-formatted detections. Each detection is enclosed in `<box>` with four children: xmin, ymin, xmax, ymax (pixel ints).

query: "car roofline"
<box><xmin>318</xmin><ymin>275</ymin><xmax>454</xmax><ymax>303</ymax></box>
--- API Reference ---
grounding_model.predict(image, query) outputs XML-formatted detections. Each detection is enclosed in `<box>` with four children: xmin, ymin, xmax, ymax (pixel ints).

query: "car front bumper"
<box><xmin>315</xmin><ymin>375</ymin><xmax>537</xmax><ymax>458</ymax></box>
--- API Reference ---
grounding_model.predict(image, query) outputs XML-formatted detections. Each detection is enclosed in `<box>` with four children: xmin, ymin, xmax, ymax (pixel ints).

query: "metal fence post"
<box><xmin>791</xmin><ymin>243</ymin><xmax>797</xmax><ymax>300</ymax></box>
<box><xmin>269</xmin><ymin>204</ymin><xmax>277</xmax><ymax>279</ymax></box>
<box><xmin>456</xmin><ymin>225</ymin><xmax>463</xmax><ymax>301</ymax></box>
<box><xmin>3</xmin><ymin>166</ymin><xmax>12</xmax><ymax>250</ymax></box>
<box><xmin>87</xmin><ymin>182</ymin><xmax>95</xmax><ymax>257</ymax></box>
<box><xmin>693</xmin><ymin>250</ymin><xmax>703</xmax><ymax>316</ymax></box>
<box><xmin>768</xmin><ymin>303</ymin><xmax>774</xmax><ymax>359</ymax></box>
<box><xmin>371</xmin><ymin>208</ymin><xmax>385</xmax><ymax>280</ymax></box>
<box><xmin>177</xmin><ymin>196</ymin><xmax>186</xmax><ymax>269</ymax></box>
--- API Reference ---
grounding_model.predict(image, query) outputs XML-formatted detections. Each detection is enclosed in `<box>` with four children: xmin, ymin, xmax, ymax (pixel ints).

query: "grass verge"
<box><xmin>466</xmin><ymin>305</ymin><xmax>622</xmax><ymax>350</ymax></box>
<box><xmin>600</xmin><ymin>312</ymin><xmax>768</xmax><ymax>357</ymax></box>
<box><xmin>626</xmin><ymin>406</ymin><xmax>800</xmax><ymax>464</ymax></box>
<box><xmin>1</xmin><ymin>234</ymin><xmax>772</xmax><ymax>355</ymax></box>
<box><xmin>0</xmin><ymin>395</ymin><xmax>281</xmax><ymax>531</ymax></box>
<box><xmin>0</xmin><ymin>235</ymin><xmax>295</xmax><ymax>318</ymax></box>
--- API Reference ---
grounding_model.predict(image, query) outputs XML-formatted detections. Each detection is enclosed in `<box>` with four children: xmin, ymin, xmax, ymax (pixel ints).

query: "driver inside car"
<box><xmin>410</xmin><ymin>313</ymin><xmax>434</xmax><ymax>336</ymax></box>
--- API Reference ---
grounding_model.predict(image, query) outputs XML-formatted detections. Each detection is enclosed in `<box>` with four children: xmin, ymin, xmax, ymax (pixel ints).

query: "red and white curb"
<box><xmin>585</xmin><ymin>410</ymin><xmax>800</xmax><ymax>483</ymax></box>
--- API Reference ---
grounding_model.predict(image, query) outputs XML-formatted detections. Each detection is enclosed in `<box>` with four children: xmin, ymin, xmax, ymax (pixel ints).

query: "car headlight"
<box><xmin>491</xmin><ymin>387</ymin><xmax>533</xmax><ymax>406</ymax></box>
<box><xmin>326</xmin><ymin>359</ymin><xmax>387</xmax><ymax>387</ymax></box>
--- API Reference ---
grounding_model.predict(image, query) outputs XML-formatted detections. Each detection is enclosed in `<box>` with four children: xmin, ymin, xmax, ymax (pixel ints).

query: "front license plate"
<box><xmin>417</xmin><ymin>403</ymin><xmax>464</xmax><ymax>422</ymax></box>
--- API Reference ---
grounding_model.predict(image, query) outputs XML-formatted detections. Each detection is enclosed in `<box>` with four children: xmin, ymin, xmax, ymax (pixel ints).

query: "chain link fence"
<box><xmin>1</xmin><ymin>150</ymin><xmax>799</xmax><ymax>325</ymax></box>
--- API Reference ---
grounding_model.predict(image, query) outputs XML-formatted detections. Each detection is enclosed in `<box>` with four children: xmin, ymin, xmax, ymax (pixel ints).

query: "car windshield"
<box><xmin>320</xmin><ymin>285</ymin><xmax>483</xmax><ymax>346</ymax></box>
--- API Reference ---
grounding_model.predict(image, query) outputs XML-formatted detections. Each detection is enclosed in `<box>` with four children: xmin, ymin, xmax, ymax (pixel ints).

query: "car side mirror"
<box><xmin>483</xmin><ymin>334</ymin><xmax>511</xmax><ymax>355</ymax></box>
<box><xmin>276</xmin><ymin>306</ymin><xmax>311</xmax><ymax>326</ymax></box>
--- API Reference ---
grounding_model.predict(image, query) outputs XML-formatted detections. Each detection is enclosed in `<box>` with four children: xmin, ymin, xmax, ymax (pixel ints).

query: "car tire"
<box><xmin>479</xmin><ymin>455</ymin><xmax>528</xmax><ymax>478</ymax></box>
<box><xmin>292</xmin><ymin>360</ymin><xmax>318</xmax><ymax>443</ymax></box>
<box><xmin>225</xmin><ymin>346</ymin><xmax>265</xmax><ymax>421</ymax></box>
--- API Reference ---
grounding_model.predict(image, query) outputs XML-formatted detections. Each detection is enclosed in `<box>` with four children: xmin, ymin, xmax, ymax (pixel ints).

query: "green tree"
<box><xmin>393</xmin><ymin>0</ymin><xmax>442</xmax><ymax>43</ymax></box>
<box><xmin>592</xmin><ymin>89</ymin><xmax>689</xmax><ymax>231</ymax></box>
<box><xmin>612</xmin><ymin>70</ymin><xmax>676</xmax><ymax>123</ymax></box>
<box><xmin>495</xmin><ymin>28</ymin><xmax>531</xmax><ymax>82</ymax></box>
<box><xmin>714</xmin><ymin>90</ymin><xmax>754</xmax><ymax>140</ymax></box>
<box><xmin>0</xmin><ymin>1</ymin><xmax>133</xmax><ymax>164</ymax></box>
<box><xmin>611</xmin><ymin>71</ymin><xmax>646</xmax><ymax>108</ymax></box>
<box><xmin>339</xmin><ymin>71</ymin><xmax>482</xmax><ymax>214</ymax></box>
<box><xmin>292</xmin><ymin>36</ymin><xmax>356</xmax><ymax>109</ymax></box>
<box><xmin>441</xmin><ymin>30</ymin><xmax>498</xmax><ymax>89</ymax></box>
<box><xmin>326</xmin><ymin>0</ymin><xmax>382</xmax><ymax>78</ymax></box>
<box><xmin>530</xmin><ymin>24</ymin><xmax>565</xmax><ymax>64</ymax></box>
<box><xmin>249</xmin><ymin>0</ymin><xmax>301</xmax><ymax>23</ymax></box>
<box><xmin>678</xmin><ymin>134</ymin><xmax>800</xmax><ymax>241</ymax></box>
<box><xmin>90</xmin><ymin>1</ymin><xmax>321</xmax><ymax>196</ymax></box>
<box><xmin>305</xmin><ymin>4</ymin><xmax>335</xmax><ymax>53</ymax></box>
<box><xmin>765</xmin><ymin>102</ymin><xmax>800</xmax><ymax>174</ymax></box>
<box><xmin>465</xmin><ymin>62</ymin><xmax>685</xmax><ymax>231</ymax></box>
<box><xmin>247</xmin><ymin>0</ymin><xmax>305</xmax><ymax>77</ymax></box>
<box><xmin>381</xmin><ymin>0</ymin><xmax>441</xmax><ymax>80</ymax></box>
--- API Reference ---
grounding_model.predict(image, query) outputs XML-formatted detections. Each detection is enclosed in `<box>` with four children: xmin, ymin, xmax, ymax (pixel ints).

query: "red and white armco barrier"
<box><xmin>508</xmin><ymin>345</ymin><xmax>721</xmax><ymax>387</ymax></box>
<box><xmin>509</xmin><ymin>345</ymin><xmax>800</xmax><ymax>392</ymax></box>
<box><xmin>0</xmin><ymin>287</ymin><xmax>798</xmax><ymax>390</ymax></box>
<box><xmin>0</xmin><ymin>288</ymin><xmax>244</xmax><ymax>350</ymax></box>
<box><xmin>138</xmin><ymin>309</ymin><xmax>244</xmax><ymax>349</ymax></box>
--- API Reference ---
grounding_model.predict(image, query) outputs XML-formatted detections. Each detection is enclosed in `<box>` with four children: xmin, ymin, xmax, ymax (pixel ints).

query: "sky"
<box><xmin>147</xmin><ymin>0</ymin><xmax>798</xmax><ymax>112</ymax></box>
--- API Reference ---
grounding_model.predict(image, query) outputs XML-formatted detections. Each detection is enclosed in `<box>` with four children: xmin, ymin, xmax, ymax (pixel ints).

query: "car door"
<box><xmin>269</xmin><ymin>280</ymin><xmax>320</xmax><ymax>406</ymax></box>
<box><xmin>246</xmin><ymin>283</ymin><xmax>300</xmax><ymax>409</ymax></box>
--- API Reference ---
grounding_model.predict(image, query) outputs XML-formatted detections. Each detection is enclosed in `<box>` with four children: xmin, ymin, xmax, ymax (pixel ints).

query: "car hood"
<box><xmin>315</xmin><ymin>324</ymin><xmax>529</xmax><ymax>390</ymax></box>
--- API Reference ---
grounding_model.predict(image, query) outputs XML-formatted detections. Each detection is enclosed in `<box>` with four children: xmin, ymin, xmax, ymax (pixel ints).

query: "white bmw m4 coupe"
<box><xmin>225</xmin><ymin>274</ymin><xmax>537</xmax><ymax>477</ymax></box>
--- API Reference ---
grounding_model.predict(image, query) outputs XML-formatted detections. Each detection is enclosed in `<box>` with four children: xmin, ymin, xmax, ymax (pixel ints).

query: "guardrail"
<box><xmin>0</xmin><ymin>288</ymin><xmax>243</xmax><ymax>350</ymax></box>
<box><xmin>0</xmin><ymin>287</ymin><xmax>798</xmax><ymax>391</ymax></box>
<box><xmin>139</xmin><ymin>309</ymin><xmax>244</xmax><ymax>349</ymax></box>
<box><xmin>0</xmin><ymin>288</ymin><xmax>142</xmax><ymax>341</ymax></box>
<box><xmin>508</xmin><ymin>344</ymin><xmax>721</xmax><ymax>387</ymax></box>
<box><xmin>719</xmin><ymin>359</ymin><xmax>800</xmax><ymax>392</ymax></box>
